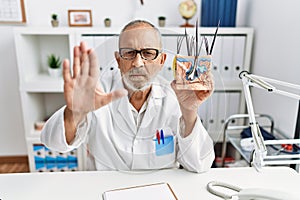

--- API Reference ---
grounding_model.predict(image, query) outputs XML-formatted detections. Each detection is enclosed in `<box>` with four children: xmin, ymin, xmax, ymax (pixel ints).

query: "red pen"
<box><xmin>156</xmin><ymin>130</ymin><xmax>160</xmax><ymax>144</ymax></box>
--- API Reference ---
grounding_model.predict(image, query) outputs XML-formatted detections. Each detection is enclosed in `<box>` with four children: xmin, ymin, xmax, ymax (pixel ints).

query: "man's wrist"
<box><xmin>180</xmin><ymin>109</ymin><xmax>197</xmax><ymax>137</ymax></box>
<box><xmin>65</xmin><ymin>106</ymin><xmax>87</xmax><ymax>127</ymax></box>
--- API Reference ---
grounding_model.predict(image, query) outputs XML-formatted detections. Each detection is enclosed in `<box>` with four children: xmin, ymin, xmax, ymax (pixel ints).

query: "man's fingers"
<box><xmin>95</xmin><ymin>89</ymin><xmax>128</xmax><ymax>108</ymax></box>
<box><xmin>170</xmin><ymin>80</ymin><xmax>177</xmax><ymax>91</ymax></box>
<box><xmin>80</xmin><ymin>42</ymin><xmax>87</xmax><ymax>54</ymax></box>
<box><xmin>80</xmin><ymin>42</ymin><xmax>91</xmax><ymax>76</ymax></box>
<box><xmin>88</xmin><ymin>49</ymin><xmax>100</xmax><ymax>78</ymax></box>
<box><xmin>111</xmin><ymin>89</ymin><xmax>128</xmax><ymax>101</ymax></box>
<box><xmin>63</xmin><ymin>59</ymin><xmax>72</xmax><ymax>83</ymax></box>
<box><xmin>81</xmin><ymin>52</ymin><xmax>90</xmax><ymax>75</ymax></box>
<box><xmin>73</xmin><ymin>46</ymin><xmax>80</xmax><ymax>78</ymax></box>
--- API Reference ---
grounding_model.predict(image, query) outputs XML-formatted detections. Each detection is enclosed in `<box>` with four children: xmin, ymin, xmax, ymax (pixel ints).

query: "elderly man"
<box><xmin>41</xmin><ymin>20</ymin><xmax>214</xmax><ymax>173</ymax></box>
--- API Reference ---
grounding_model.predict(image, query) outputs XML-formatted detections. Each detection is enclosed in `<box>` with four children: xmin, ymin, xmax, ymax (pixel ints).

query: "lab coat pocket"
<box><xmin>150</xmin><ymin>128</ymin><xmax>176</xmax><ymax>169</ymax></box>
<box><xmin>154</xmin><ymin>136</ymin><xmax>174</xmax><ymax>156</ymax></box>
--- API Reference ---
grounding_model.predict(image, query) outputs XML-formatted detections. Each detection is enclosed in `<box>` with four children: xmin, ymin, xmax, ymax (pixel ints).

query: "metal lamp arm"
<box><xmin>241</xmin><ymin>71</ymin><xmax>300</xmax><ymax>100</ymax></box>
<box><xmin>240</xmin><ymin>72</ymin><xmax>267</xmax><ymax>170</ymax></box>
<box><xmin>239</xmin><ymin>71</ymin><xmax>300</xmax><ymax>170</ymax></box>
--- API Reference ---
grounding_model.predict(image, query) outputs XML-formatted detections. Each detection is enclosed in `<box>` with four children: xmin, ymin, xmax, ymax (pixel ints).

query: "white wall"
<box><xmin>247</xmin><ymin>0</ymin><xmax>300</xmax><ymax>137</ymax></box>
<box><xmin>0</xmin><ymin>26</ymin><xmax>25</xmax><ymax>155</ymax></box>
<box><xmin>24</xmin><ymin>0</ymin><xmax>202</xmax><ymax>28</ymax></box>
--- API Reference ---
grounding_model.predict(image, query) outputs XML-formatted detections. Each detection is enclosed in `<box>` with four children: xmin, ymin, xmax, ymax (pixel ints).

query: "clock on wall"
<box><xmin>179</xmin><ymin>0</ymin><xmax>197</xmax><ymax>27</ymax></box>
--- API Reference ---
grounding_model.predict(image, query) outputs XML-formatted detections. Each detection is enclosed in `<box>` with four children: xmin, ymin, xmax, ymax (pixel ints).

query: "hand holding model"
<box><xmin>171</xmin><ymin>75</ymin><xmax>214</xmax><ymax>136</ymax></box>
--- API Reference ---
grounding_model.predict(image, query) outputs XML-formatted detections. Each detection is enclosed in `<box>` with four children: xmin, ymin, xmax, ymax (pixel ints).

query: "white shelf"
<box><xmin>14</xmin><ymin>27</ymin><xmax>74</xmax><ymax>35</ymax></box>
<box><xmin>29</xmin><ymin>130</ymin><xmax>42</xmax><ymax>139</ymax></box>
<box><xmin>22</xmin><ymin>74</ymin><xmax>63</xmax><ymax>92</ymax></box>
<box><xmin>14</xmin><ymin>26</ymin><xmax>253</xmax><ymax>35</ymax></box>
<box><xmin>159</xmin><ymin>26</ymin><xmax>254</xmax><ymax>35</ymax></box>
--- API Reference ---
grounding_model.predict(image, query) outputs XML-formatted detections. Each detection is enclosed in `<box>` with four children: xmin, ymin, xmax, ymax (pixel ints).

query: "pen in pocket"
<box><xmin>160</xmin><ymin>129</ymin><xmax>165</xmax><ymax>144</ymax></box>
<box><xmin>156</xmin><ymin>130</ymin><xmax>160</xmax><ymax>145</ymax></box>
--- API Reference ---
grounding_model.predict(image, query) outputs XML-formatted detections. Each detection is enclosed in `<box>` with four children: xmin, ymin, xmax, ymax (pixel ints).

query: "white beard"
<box><xmin>122</xmin><ymin>66</ymin><xmax>158</xmax><ymax>91</ymax></box>
<box><xmin>122</xmin><ymin>74</ymin><xmax>151</xmax><ymax>91</ymax></box>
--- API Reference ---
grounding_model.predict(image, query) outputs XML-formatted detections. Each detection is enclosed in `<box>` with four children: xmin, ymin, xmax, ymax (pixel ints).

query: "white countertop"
<box><xmin>0</xmin><ymin>166</ymin><xmax>299</xmax><ymax>199</ymax></box>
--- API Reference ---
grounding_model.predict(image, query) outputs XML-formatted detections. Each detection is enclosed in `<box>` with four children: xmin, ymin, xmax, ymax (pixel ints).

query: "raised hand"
<box><xmin>63</xmin><ymin>42</ymin><xmax>127</xmax><ymax>127</ymax></box>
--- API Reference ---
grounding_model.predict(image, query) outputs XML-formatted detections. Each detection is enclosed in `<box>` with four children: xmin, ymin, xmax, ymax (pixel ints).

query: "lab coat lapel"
<box><xmin>115</xmin><ymin>96</ymin><xmax>137</xmax><ymax>134</ymax></box>
<box><xmin>110</xmin><ymin>73</ymin><xmax>137</xmax><ymax>134</ymax></box>
<box><xmin>140</xmin><ymin>82</ymin><xmax>166</xmax><ymax>130</ymax></box>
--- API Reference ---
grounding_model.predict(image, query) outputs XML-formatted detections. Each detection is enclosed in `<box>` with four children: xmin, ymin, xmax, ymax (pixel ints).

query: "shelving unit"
<box><xmin>14</xmin><ymin>26</ymin><xmax>253</xmax><ymax>172</ymax></box>
<box><xmin>14</xmin><ymin>28</ymin><xmax>77</xmax><ymax>172</ymax></box>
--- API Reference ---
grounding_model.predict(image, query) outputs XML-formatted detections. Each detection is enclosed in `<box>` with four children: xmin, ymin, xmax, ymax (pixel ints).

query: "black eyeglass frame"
<box><xmin>119</xmin><ymin>48</ymin><xmax>161</xmax><ymax>60</ymax></box>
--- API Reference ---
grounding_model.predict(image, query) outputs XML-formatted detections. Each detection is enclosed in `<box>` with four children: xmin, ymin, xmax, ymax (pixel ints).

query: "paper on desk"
<box><xmin>102</xmin><ymin>182</ymin><xmax>178</xmax><ymax>200</ymax></box>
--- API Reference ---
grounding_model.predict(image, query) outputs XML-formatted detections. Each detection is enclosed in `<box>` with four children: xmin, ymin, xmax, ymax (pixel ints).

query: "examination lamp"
<box><xmin>239</xmin><ymin>71</ymin><xmax>300</xmax><ymax>171</ymax></box>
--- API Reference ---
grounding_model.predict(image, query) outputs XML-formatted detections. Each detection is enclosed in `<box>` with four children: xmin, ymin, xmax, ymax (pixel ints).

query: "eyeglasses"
<box><xmin>119</xmin><ymin>48</ymin><xmax>161</xmax><ymax>60</ymax></box>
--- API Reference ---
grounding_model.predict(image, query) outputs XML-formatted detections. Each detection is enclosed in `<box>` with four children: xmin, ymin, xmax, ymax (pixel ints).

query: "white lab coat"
<box><xmin>41</xmin><ymin>69</ymin><xmax>215</xmax><ymax>173</ymax></box>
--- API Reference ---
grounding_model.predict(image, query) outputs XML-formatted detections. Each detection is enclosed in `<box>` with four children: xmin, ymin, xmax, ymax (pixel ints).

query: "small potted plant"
<box><xmin>47</xmin><ymin>54</ymin><xmax>62</xmax><ymax>77</ymax></box>
<box><xmin>104</xmin><ymin>18</ymin><xmax>111</xmax><ymax>27</ymax></box>
<box><xmin>51</xmin><ymin>13</ymin><xmax>59</xmax><ymax>27</ymax></box>
<box><xmin>158</xmin><ymin>16</ymin><xmax>166</xmax><ymax>27</ymax></box>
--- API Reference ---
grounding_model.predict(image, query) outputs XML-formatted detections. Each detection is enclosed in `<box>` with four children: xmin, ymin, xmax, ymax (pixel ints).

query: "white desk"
<box><xmin>0</xmin><ymin>167</ymin><xmax>299</xmax><ymax>199</ymax></box>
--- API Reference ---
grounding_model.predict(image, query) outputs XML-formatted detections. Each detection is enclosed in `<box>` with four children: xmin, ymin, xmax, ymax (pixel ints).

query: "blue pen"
<box><xmin>160</xmin><ymin>129</ymin><xmax>165</xmax><ymax>144</ymax></box>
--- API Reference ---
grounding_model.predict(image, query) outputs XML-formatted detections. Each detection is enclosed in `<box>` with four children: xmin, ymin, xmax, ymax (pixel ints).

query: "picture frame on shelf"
<box><xmin>68</xmin><ymin>10</ymin><xmax>92</xmax><ymax>27</ymax></box>
<box><xmin>0</xmin><ymin>0</ymin><xmax>26</xmax><ymax>24</ymax></box>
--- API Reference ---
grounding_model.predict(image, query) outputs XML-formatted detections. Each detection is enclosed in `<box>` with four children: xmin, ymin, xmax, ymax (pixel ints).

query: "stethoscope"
<box><xmin>207</xmin><ymin>181</ymin><xmax>242</xmax><ymax>199</ymax></box>
<box><xmin>206</xmin><ymin>181</ymin><xmax>298</xmax><ymax>200</ymax></box>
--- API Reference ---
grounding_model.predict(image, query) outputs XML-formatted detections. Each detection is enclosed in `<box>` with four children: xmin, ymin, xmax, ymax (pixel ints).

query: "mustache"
<box><xmin>127</xmin><ymin>68</ymin><xmax>147</xmax><ymax>76</ymax></box>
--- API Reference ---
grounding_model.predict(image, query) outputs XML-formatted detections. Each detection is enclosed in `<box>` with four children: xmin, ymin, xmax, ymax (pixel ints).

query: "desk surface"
<box><xmin>0</xmin><ymin>167</ymin><xmax>299</xmax><ymax>199</ymax></box>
